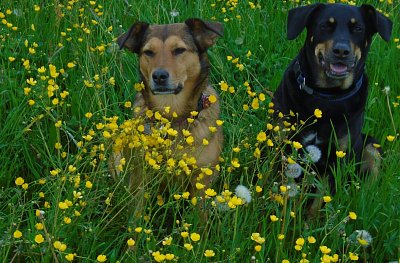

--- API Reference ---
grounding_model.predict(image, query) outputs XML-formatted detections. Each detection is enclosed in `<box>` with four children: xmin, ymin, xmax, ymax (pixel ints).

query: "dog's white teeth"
<box><xmin>330</xmin><ymin>63</ymin><xmax>348</xmax><ymax>74</ymax></box>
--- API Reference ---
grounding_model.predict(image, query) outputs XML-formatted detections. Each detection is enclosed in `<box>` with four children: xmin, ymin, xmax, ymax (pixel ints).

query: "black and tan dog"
<box><xmin>273</xmin><ymin>4</ymin><xmax>392</xmax><ymax>194</ymax></box>
<box><xmin>112</xmin><ymin>19</ymin><xmax>223</xmax><ymax>214</ymax></box>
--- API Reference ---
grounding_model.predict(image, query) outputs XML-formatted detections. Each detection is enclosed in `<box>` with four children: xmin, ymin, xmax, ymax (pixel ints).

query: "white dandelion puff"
<box><xmin>304</xmin><ymin>144</ymin><xmax>322</xmax><ymax>163</ymax></box>
<box><xmin>170</xmin><ymin>9</ymin><xmax>179</xmax><ymax>17</ymax></box>
<box><xmin>235</xmin><ymin>185</ymin><xmax>252</xmax><ymax>203</ymax></box>
<box><xmin>348</xmin><ymin>230</ymin><xmax>373</xmax><ymax>247</ymax></box>
<box><xmin>285</xmin><ymin>163</ymin><xmax>302</xmax><ymax>178</ymax></box>
<box><xmin>287</xmin><ymin>183</ymin><xmax>299</xmax><ymax>197</ymax></box>
<box><xmin>356</xmin><ymin>230</ymin><xmax>373</xmax><ymax>247</ymax></box>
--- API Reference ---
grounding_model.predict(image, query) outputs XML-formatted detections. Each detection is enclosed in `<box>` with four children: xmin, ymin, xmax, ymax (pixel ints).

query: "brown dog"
<box><xmin>111</xmin><ymin>19</ymin><xmax>223</xmax><ymax>215</ymax></box>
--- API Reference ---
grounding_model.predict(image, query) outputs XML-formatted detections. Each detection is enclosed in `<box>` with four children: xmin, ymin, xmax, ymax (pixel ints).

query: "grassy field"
<box><xmin>0</xmin><ymin>0</ymin><xmax>399</xmax><ymax>262</ymax></box>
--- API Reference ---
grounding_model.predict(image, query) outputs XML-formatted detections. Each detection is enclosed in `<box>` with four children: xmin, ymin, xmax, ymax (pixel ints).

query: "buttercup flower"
<box><xmin>204</xmin><ymin>249</ymin><xmax>215</xmax><ymax>257</ymax></box>
<box><xmin>336</xmin><ymin>151</ymin><xmax>346</xmax><ymax>158</ymax></box>
<box><xmin>13</xmin><ymin>230</ymin><xmax>22</xmax><ymax>238</ymax></box>
<box><xmin>349</xmin><ymin>211</ymin><xmax>357</xmax><ymax>220</ymax></box>
<box><xmin>97</xmin><ymin>254</ymin><xmax>107</xmax><ymax>262</ymax></box>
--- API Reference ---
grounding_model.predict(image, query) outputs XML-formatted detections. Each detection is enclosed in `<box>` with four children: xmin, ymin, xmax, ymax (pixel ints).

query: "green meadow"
<box><xmin>0</xmin><ymin>0</ymin><xmax>399</xmax><ymax>262</ymax></box>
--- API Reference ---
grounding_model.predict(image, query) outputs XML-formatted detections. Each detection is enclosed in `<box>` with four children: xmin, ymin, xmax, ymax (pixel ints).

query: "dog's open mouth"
<box><xmin>151</xmin><ymin>84</ymin><xmax>183</xmax><ymax>95</ymax></box>
<box><xmin>318</xmin><ymin>53</ymin><xmax>355</xmax><ymax>79</ymax></box>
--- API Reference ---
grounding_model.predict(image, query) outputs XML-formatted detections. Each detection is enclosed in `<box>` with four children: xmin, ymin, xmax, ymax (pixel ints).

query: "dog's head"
<box><xmin>118</xmin><ymin>19</ymin><xmax>223</xmax><ymax>97</ymax></box>
<box><xmin>287</xmin><ymin>4</ymin><xmax>392</xmax><ymax>89</ymax></box>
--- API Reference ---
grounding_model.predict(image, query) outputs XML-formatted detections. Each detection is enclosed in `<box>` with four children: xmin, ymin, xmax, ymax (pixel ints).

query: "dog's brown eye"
<box><xmin>143</xmin><ymin>50</ymin><xmax>155</xmax><ymax>57</ymax></box>
<box><xmin>173</xmin><ymin>47</ymin><xmax>186</xmax><ymax>56</ymax></box>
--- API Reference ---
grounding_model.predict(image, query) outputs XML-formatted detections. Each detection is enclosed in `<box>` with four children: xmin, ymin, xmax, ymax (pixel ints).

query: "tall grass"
<box><xmin>0</xmin><ymin>0</ymin><xmax>399</xmax><ymax>262</ymax></box>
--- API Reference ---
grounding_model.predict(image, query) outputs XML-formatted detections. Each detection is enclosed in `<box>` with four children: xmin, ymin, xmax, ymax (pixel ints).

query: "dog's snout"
<box><xmin>332</xmin><ymin>42</ymin><xmax>351</xmax><ymax>58</ymax></box>
<box><xmin>152</xmin><ymin>69</ymin><xmax>170</xmax><ymax>86</ymax></box>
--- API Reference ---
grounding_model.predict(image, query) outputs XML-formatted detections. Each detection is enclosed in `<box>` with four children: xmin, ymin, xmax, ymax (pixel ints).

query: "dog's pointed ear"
<box><xmin>117</xmin><ymin>22</ymin><xmax>150</xmax><ymax>53</ymax></box>
<box><xmin>185</xmin><ymin>18</ymin><xmax>223</xmax><ymax>52</ymax></box>
<box><xmin>287</xmin><ymin>4</ymin><xmax>324</xmax><ymax>40</ymax></box>
<box><xmin>361</xmin><ymin>4</ymin><xmax>392</xmax><ymax>42</ymax></box>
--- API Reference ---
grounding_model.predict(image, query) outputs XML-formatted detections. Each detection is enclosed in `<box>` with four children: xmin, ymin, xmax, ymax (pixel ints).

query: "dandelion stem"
<box><xmin>385</xmin><ymin>90</ymin><xmax>397</xmax><ymax>133</ymax></box>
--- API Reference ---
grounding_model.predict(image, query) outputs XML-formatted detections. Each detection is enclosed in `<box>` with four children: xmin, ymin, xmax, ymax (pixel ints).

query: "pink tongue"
<box><xmin>330</xmin><ymin>64</ymin><xmax>348</xmax><ymax>74</ymax></box>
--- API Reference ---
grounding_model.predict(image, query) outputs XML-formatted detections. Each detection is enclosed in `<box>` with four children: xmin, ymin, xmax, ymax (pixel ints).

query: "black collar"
<box><xmin>294</xmin><ymin>60</ymin><xmax>364</xmax><ymax>102</ymax></box>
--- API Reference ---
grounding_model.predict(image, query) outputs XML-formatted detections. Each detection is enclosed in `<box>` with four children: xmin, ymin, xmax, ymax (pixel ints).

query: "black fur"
<box><xmin>273</xmin><ymin>4</ymin><xmax>392</xmax><ymax>188</ymax></box>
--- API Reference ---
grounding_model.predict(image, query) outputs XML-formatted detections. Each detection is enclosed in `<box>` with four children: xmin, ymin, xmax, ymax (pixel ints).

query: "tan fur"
<box><xmin>314</xmin><ymin>40</ymin><xmax>357</xmax><ymax>90</ymax></box>
<box><xmin>112</xmin><ymin>20</ymin><xmax>223</xmax><ymax>217</ymax></box>
<box><xmin>361</xmin><ymin>144</ymin><xmax>381</xmax><ymax>179</ymax></box>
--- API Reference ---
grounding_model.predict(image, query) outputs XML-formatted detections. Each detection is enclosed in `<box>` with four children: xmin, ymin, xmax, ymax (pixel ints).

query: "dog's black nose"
<box><xmin>152</xmin><ymin>69</ymin><xmax>169</xmax><ymax>86</ymax></box>
<box><xmin>332</xmin><ymin>42</ymin><xmax>351</xmax><ymax>58</ymax></box>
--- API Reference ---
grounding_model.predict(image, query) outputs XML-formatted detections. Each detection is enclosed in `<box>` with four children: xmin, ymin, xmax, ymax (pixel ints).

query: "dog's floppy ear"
<box><xmin>287</xmin><ymin>3</ymin><xmax>324</xmax><ymax>40</ymax></box>
<box><xmin>360</xmin><ymin>4</ymin><xmax>392</xmax><ymax>42</ymax></box>
<box><xmin>117</xmin><ymin>22</ymin><xmax>149</xmax><ymax>53</ymax></box>
<box><xmin>185</xmin><ymin>18</ymin><xmax>223</xmax><ymax>52</ymax></box>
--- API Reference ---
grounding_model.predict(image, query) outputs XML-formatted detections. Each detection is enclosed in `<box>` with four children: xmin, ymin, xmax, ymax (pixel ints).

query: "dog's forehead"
<box><xmin>317</xmin><ymin>4</ymin><xmax>364</xmax><ymax>23</ymax></box>
<box><xmin>146</xmin><ymin>23</ymin><xmax>192</xmax><ymax>42</ymax></box>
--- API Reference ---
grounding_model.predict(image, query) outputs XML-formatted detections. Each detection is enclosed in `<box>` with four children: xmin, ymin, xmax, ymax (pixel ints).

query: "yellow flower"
<box><xmin>97</xmin><ymin>254</ymin><xmax>107</xmax><ymax>262</ymax></box>
<box><xmin>292</xmin><ymin>141</ymin><xmax>303</xmax><ymax>150</ymax></box>
<box><xmin>278</xmin><ymin>234</ymin><xmax>285</xmax><ymax>240</ymax></box>
<box><xmin>294</xmin><ymin>245</ymin><xmax>302</xmax><ymax>251</ymax></box>
<box><xmin>165</xmin><ymin>254</ymin><xmax>174</xmax><ymax>260</ymax></box>
<box><xmin>162</xmin><ymin>236</ymin><xmax>172</xmax><ymax>246</ymax></box>
<box><xmin>209</xmin><ymin>95</ymin><xmax>217</xmax><ymax>103</ymax></box>
<box><xmin>349</xmin><ymin>252</ymin><xmax>359</xmax><ymax>261</ymax></box>
<box><xmin>15</xmin><ymin>177</ymin><xmax>24</xmax><ymax>186</ymax></box>
<box><xmin>64</xmin><ymin>217</ymin><xmax>72</xmax><ymax>224</ymax></box>
<box><xmin>181</xmin><ymin>231</ymin><xmax>189</xmax><ymax>238</ymax></box>
<box><xmin>314</xmin><ymin>108</ymin><xmax>322</xmax><ymax>118</ymax></box>
<box><xmin>196</xmin><ymin>183</ymin><xmax>205</xmax><ymax>190</ymax></box>
<box><xmin>296</xmin><ymin>237</ymin><xmax>305</xmax><ymax>246</ymax></box>
<box><xmin>184</xmin><ymin>243</ymin><xmax>193</xmax><ymax>251</ymax></box>
<box><xmin>256</xmin><ymin>131</ymin><xmax>267</xmax><ymax>142</ymax></box>
<box><xmin>251</xmin><ymin>233</ymin><xmax>265</xmax><ymax>244</ymax></box>
<box><xmin>307</xmin><ymin>236</ymin><xmax>316</xmax><ymax>244</ymax></box>
<box><xmin>55</xmin><ymin>142</ymin><xmax>62</xmax><ymax>150</ymax></box>
<box><xmin>255</xmin><ymin>186</ymin><xmax>262</xmax><ymax>193</ymax></box>
<box><xmin>204</xmin><ymin>249</ymin><xmax>215</xmax><ymax>257</ymax></box>
<box><xmin>135</xmin><ymin>227</ymin><xmax>142</xmax><ymax>233</ymax></box>
<box><xmin>251</xmin><ymin>98</ymin><xmax>259</xmax><ymax>109</ymax></box>
<box><xmin>28</xmin><ymin>99</ymin><xmax>35</xmax><ymax>106</ymax></box>
<box><xmin>65</xmin><ymin>253</ymin><xmax>75</xmax><ymax>261</ymax></box>
<box><xmin>26</xmin><ymin>78</ymin><xmax>37</xmax><ymax>86</ymax></box>
<box><xmin>205</xmin><ymin>188</ymin><xmax>217</xmax><ymax>197</ymax></box>
<box><xmin>85</xmin><ymin>181</ymin><xmax>93</xmax><ymax>189</ymax></box>
<box><xmin>13</xmin><ymin>230</ymin><xmax>22</xmax><ymax>238</ymax></box>
<box><xmin>386</xmin><ymin>135</ymin><xmax>395</xmax><ymax>142</ymax></box>
<box><xmin>323</xmin><ymin>196</ymin><xmax>332</xmax><ymax>203</ymax></box>
<box><xmin>319</xmin><ymin>246</ymin><xmax>331</xmax><ymax>254</ymax></box>
<box><xmin>35</xmin><ymin>223</ymin><xmax>44</xmax><ymax>230</ymax></box>
<box><xmin>336</xmin><ymin>151</ymin><xmax>346</xmax><ymax>158</ymax></box>
<box><xmin>127</xmin><ymin>238</ymin><xmax>135</xmax><ymax>246</ymax></box>
<box><xmin>190</xmin><ymin>232</ymin><xmax>200</xmax><ymax>242</ymax></box>
<box><xmin>123</xmin><ymin>101</ymin><xmax>132</xmax><ymax>108</ymax></box>
<box><xmin>58</xmin><ymin>202</ymin><xmax>68</xmax><ymax>210</ymax></box>
<box><xmin>254</xmin><ymin>245</ymin><xmax>262</xmax><ymax>252</ymax></box>
<box><xmin>67</xmin><ymin>62</ymin><xmax>76</xmax><ymax>68</ymax></box>
<box><xmin>34</xmin><ymin>234</ymin><xmax>45</xmax><ymax>244</ymax></box>
<box><xmin>349</xmin><ymin>211</ymin><xmax>357</xmax><ymax>220</ymax></box>
<box><xmin>270</xmin><ymin>215</ymin><xmax>279</xmax><ymax>222</ymax></box>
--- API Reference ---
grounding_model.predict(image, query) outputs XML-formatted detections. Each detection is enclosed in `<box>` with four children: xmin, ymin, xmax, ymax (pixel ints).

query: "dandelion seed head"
<box><xmin>304</xmin><ymin>145</ymin><xmax>321</xmax><ymax>163</ymax></box>
<box><xmin>285</xmin><ymin>163</ymin><xmax>302</xmax><ymax>178</ymax></box>
<box><xmin>235</xmin><ymin>185</ymin><xmax>251</xmax><ymax>203</ymax></box>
